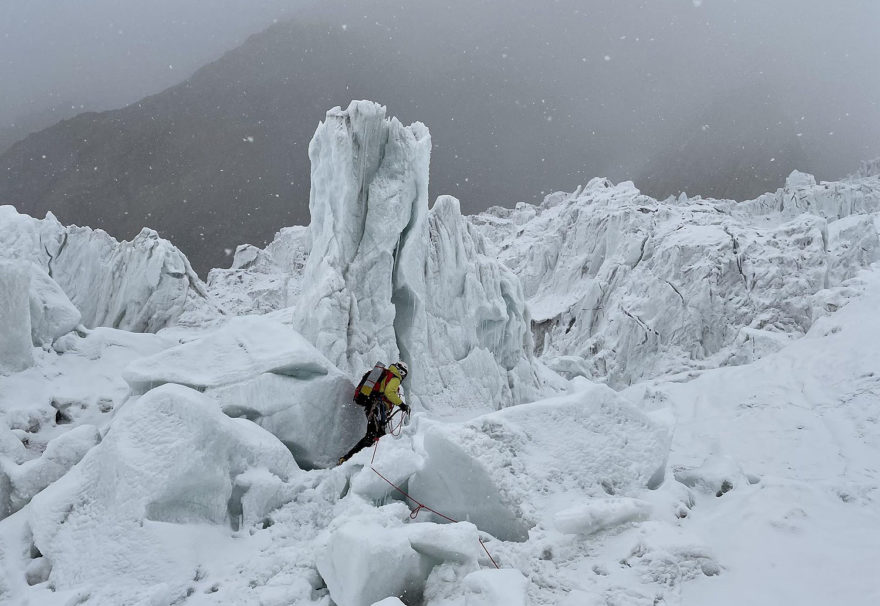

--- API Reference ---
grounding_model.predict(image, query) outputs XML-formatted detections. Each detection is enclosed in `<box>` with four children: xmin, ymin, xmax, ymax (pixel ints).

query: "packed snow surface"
<box><xmin>1</xmin><ymin>101</ymin><xmax>880</xmax><ymax>605</ymax></box>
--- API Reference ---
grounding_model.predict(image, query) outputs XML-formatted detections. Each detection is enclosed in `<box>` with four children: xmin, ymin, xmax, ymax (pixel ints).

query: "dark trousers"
<box><xmin>340</xmin><ymin>404</ymin><xmax>386</xmax><ymax>462</ymax></box>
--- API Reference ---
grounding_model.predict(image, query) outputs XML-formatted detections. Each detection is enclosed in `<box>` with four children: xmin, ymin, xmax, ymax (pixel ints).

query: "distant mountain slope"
<box><xmin>0</xmin><ymin>17</ymin><xmax>580</xmax><ymax>274</ymax></box>
<box><xmin>0</xmin><ymin>2</ymin><xmax>824</xmax><ymax>274</ymax></box>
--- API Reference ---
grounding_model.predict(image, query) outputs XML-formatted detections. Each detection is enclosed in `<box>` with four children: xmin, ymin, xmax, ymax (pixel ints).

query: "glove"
<box><xmin>398</xmin><ymin>403</ymin><xmax>410</xmax><ymax>414</ymax></box>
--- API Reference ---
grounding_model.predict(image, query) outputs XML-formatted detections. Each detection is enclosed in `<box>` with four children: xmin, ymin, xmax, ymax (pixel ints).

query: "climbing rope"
<box><xmin>369</xmin><ymin>438</ymin><xmax>501</xmax><ymax>569</ymax></box>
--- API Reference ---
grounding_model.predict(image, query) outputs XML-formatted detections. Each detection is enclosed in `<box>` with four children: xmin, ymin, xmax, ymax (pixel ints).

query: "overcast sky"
<box><xmin>1</xmin><ymin>0</ymin><xmax>878</xmax><ymax>195</ymax></box>
<box><xmin>0</xmin><ymin>0</ymin><xmax>305</xmax><ymax>127</ymax></box>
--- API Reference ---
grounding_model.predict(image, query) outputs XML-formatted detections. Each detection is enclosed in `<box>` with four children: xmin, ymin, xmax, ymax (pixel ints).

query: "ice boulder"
<box><xmin>318</xmin><ymin>519</ymin><xmax>483</xmax><ymax>606</ymax></box>
<box><xmin>0</xmin><ymin>261</ymin><xmax>34</xmax><ymax>373</ymax></box>
<box><xmin>319</xmin><ymin>521</ymin><xmax>431</xmax><ymax>606</ymax></box>
<box><xmin>124</xmin><ymin>315</ymin><xmax>363</xmax><ymax>469</ymax></box>
<box><xmin>23</xmin><ymin>261</ymin><xmax>81</xmax><ymax>347</ymax></box>
<box><xmin>408</xmin><ymin>383</ymin><xmax>671</xmax><ymax>540</ymax></box>
<box><xmin>27</xmin><ymin>384</ymin><xmax>298</xmax><ymax>597</ymax></box>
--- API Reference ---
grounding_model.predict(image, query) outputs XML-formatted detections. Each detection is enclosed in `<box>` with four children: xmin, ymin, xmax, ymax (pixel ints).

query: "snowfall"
<box><xmin>1</xmin><ymin>101</ymin><xmax>879</xmax><ymax>606</ymax></box>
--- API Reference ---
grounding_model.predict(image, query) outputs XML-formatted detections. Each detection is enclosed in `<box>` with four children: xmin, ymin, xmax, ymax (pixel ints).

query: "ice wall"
<box><xmin>295</xmin><ymin>102</ymin><xmax>557</xmax><ymax>411</ymax></box>
<box><xmin>295</xmin><ymin>100</ymin><xmax>431</xmax><ymax>374</ymax></box>
<box><xmin>0</xmin><ymin>262</ymin><xmax>34</xmax><ymax>373</ymax></box>
<box><xmin>0</xmin><ymin>206</ymin><xmax>214</xmax><ymax>334</ymax></box>
<box><xmin>473</xmin><ymin>173</ymin><xmax>880</xmax><ymax>387</ymax></box>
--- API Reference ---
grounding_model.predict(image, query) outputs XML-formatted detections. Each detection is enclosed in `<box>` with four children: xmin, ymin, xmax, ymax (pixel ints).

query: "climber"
<box><xmin>338</xmin><ymin>361</ymin><xmax>410</xmax><ymax>464</ymax></box>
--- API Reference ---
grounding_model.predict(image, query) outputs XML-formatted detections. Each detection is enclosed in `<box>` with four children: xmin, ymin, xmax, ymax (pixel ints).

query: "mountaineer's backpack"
<box><xmin>353</xmin><ymin>362</ymin><xmax>391</xmax><ymax>405</ymax></box>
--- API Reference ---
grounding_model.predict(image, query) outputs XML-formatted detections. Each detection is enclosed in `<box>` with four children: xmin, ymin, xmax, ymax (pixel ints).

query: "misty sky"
<box><xmin>1</xmin><ymin>0</ymin><xmax>879</xmax><ymax>198</ymax></box>
<box><xmin>0</xmin><ymin>0</ymin><xmax>304</xmax><ymax>127</ymax></box>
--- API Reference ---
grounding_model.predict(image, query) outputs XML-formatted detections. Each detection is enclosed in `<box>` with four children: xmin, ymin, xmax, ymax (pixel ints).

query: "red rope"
<box><xmin>368</xmin><ymin>438</ymin><xmax>501</xmax><ymax>569</ymax></box>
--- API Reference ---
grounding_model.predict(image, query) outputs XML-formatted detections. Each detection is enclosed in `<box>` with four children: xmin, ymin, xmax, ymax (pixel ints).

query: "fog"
<box><xmin>2</xmin><ymin>0</ymin><xmax>879</xmax><ymax>205</ymax></box>
<box><xmin>0</xmin><ymin>0</ymin><xmax>305</xmax><ymax>145</ymax></box>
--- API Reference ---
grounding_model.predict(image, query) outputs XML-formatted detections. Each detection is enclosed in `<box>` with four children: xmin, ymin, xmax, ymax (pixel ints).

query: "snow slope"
<box><xmin>1</xmin><ymin>102</ymin><xmax>880</xmax><ymax>606</ymax></box>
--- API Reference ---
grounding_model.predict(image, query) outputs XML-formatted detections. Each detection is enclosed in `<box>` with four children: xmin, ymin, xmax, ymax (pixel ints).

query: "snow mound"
<box><xmin>408</xmin><ymin>383</ymin><xmax>670</xmax><ymax>540</ymax></box>
<box><xmin>124</xmin><ymin>315</ymin><xmax>332</xmax><ymax>393</ymax></box>
<box><xmin>473</xmin><ymin>174</ymin><xmax>880</xmax><ymax>386</ymax></box>
<box><xmin>26</xmin><ymin>384</ymin><xmax>298</xmax><ymax>601</ymax></box>
<box><xmin>0</xmin><ymin>205</ymin><xmax>215</xmax><ymax>333</ymax></box>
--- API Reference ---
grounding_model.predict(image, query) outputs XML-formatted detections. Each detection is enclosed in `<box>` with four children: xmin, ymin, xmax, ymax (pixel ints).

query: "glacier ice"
<box><xmin>295</xmin><ymin>101</ymin><xmax>559</xmax><ymax>412</ymax></box>
<box><xmin>0</xmin><ymin>424</ymin><xmax>99</xmax><ymax>517</ymax></box>
<box><xmin>473</xmin><ymin>173</ymin><xmax>880</xmax><ymax>386</ymax></box>
<box><xmin>0</xmin><ymin>261</ymin><xmax>34</xmax><ymax>374</ymax></box>
<box><xmin>294</xmin><ymin>100</ymin><xmax>432</xmax><ymax>375</ymax></box>
<box><xmin>23</xmin><ymin>261</ymin><xmax>81</xmax><ymax>347</ymax></box>
<box><xmin>124</xmin><ymin>315</ymin><xmax>363</xmax><ymax>469</ymax></box>
<box><xmin>2</xmin><ymin>101</ymin><xmax>880</xmax><ymax>606</ymax></box>
<box><xmin>408</xmin><ymin>382</ymin><xmax>670</xmax><ymax>540</ymax></box>
<box><xmin>26</xmin><ymin>384</ymin><xmax>298</xmax><ymax>600</ymax></box>
<box><xmin>0</xmin><ymin>205</ymin><xmax>215</xmax><ymax>334</ymax></box>
<box><xmin>206</xmin><ymin>225</ymin><xmax>310</xmax><ymax>316</ymax></box>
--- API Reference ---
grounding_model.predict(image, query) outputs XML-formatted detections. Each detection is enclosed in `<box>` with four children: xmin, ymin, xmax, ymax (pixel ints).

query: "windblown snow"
<box><xmin>1</xmin><ymin>101</ymin><xmax>879</xmax><ymax>606</ymax></box>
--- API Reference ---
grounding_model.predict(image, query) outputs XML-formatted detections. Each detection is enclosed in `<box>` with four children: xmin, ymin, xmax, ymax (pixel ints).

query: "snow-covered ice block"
<box><xmin>409</xmin><ymin>383</ymin><xmax>670</xmax><ymax>540</ymax></box>
<box><xmin>1</xmin><ymin>424</ymin><xmax>100</xmax><ymax>517</ymax></box>
<box><xmin>27</xmin><ymin>384</ymin><xmax>298</xmax><ymax>595</ymax></box>
<box><xmin>124</xmin><ymin>315</ymin><xmax>334</xmax><ymax>394</ymax></box>
<box><xmin>206</xmin><ymin>225</ymin><xmax>310</xmax><ymax>316</ymax></box>
<box><xmin>318</xmin><ymin>521</ymin><xmax>431</xmax><ymax>606</ymax></box>
<box><xmin>295</xmin><ymin>100</ymin><xmax>431</xmax><ymax>375</ymax></box>
<box><xmin>404</xmin><ymin>521</ymin><xmax>481</xmax><ymax>566</ymax></box>
<box><xmin>553</xmin><ymin>497</ymin><xmax>652</xmax><ymax>535</ymax></box>
<box><xmin>210</xmin><ymin>370</ymin><xmax>361</xmax><ymax>470</ymax></box>
<box><xmin>0</xmin><ymin>261</ymin><xmax>34</xmax><ymax>374</ymax></box>
<box><xmin>23</xmin><ymin>261</ymin><xmax>81</xmax><ymax>347</ymax></box>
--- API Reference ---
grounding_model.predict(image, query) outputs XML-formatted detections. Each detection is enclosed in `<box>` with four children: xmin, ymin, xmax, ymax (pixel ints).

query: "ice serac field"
<box><xmin>1</xmin><ymin>101</ymin><xmax>879</xmax><ymax>606</ymax></box>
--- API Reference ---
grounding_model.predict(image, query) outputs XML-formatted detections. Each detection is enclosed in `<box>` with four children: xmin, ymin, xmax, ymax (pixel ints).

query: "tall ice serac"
<box><xmin>296</xmin><ymin>101</ymin><xmax>555</xmax><ymax>410</ymax></box>
<box><xmin>295</xmin><ymin>101</ymin><xmax>431</xmax><ymax>375</ymax></box>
